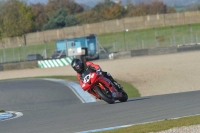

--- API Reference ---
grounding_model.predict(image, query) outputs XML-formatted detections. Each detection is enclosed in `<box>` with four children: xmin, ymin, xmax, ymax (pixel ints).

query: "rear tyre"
<box><xmin>95</xmin><ymin>86</ymin><xmax>115</xmax><ymax>104</ymax></box>
<box><xmin>119</xmin><ymin>91</ymin><xmax>128</xmax><ymax>102</ymax></box>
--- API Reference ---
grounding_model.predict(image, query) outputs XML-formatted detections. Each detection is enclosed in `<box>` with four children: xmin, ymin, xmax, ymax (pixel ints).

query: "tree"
<box><xmin>92</xmin><ymin>0</ymin><xmax>125</xmax><ymax>20</ymax></box>
<box><xmin>92</xmin><ymin>0</ymin><xmax>115</xmax><ymax>13</ymax></box>
<box><xmin>66</xmin><ymin>0</ymin><xmax>84</xmax><ymax>14</ymax></box>
<box><xmin>43</xmin><ymin>8</ymin><xmax>79</xmax><ymax>30</ymax></box>
<box><xmin>43</xmin><ymin>8</ymin><xmax>67</xmax><ymax>30</ymax></box>
<box><xmin>30</xmin><ymin>3</ymin><xmax>48</xmax><ymax>31</ymax></box>
<box><xmin>0</xmin><ymin>1</ymin><xmax>4</xmax><ymax>39</ymax></box>
<box><xmin>1</xmin><ymin>0</ymin><xmax>34</xmax><ymax>37</ymax></box>
<box><xmin>76</xmin><ymin>10</ymin><xmax>103</xmax><ymax>24</ymax></box>
<box><xmin>125</xmin><ymin>0</ymin><xmax>135</xmax><ymax>13</ymax></box>
<box><xmin>44</xmin><ymin>0</ymin><xmax>84</xmax><ymax>19</ymax></box>
<box><xmin>103</xmin><ymin>3</ymin><xmax>126</xmax><ymax>20</ymax></box>
<box><xmin>148</xmin><ymin>0</ymin><xmax>167</xmax><ymax>14</ymax></box>
<box><xmin>65</xmin><ymin>15</ymin><xmax>79</xmax><ymax>27</ymax></box>
<box><xmin>167</xmin><ymin>7</ymin><xmax>176</xmax><ymax>13</ymax></box>
<box><xmin>126</xmin><ymin>2</ymin><xmax>149</xmax><ymax>17</ymax></box>
<box><xmin>126</xmin><ymin>0</ymin><xmax>175</xmax><ymax>17</ymax></box>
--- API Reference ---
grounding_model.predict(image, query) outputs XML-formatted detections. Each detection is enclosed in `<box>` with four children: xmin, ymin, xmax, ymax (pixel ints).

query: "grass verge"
<box><xmin>99</xmin><ymin>115</ymin><xmax>200</xmax><ymax>133</ymax></box>
<box><xmin>0</xmin><ymin>110</ymin><xmax>5</xmax><ymax>113</ymax></box>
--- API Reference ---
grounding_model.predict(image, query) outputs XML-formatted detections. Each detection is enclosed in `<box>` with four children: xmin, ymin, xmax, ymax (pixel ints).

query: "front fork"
<box><xmin>98</xmin><ymin>83</ymin><xmax>122</xmax><ymax>98</ymax></box>
<box><xmin>88</xmin><ymin>88</ymin><xmax>101</xmax><ymax>99</ymax></box>
<box><xmin>90</xmin><ymin>83</ymin><xmax>108</xmax><ymax>99</ymax></box>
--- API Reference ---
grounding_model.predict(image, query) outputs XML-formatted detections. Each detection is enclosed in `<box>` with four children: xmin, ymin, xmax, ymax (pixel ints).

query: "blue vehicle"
<box><xmin>55</xmin><ymin>34</ymin><xmax>99</xmax><ymax>60</ymax></box>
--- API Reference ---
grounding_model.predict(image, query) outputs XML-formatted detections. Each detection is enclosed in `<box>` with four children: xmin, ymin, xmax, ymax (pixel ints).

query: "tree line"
<box><xmin>0</xmin><ymin>0</ymin><xmax>177</xmax><ymax>39</ymax></box>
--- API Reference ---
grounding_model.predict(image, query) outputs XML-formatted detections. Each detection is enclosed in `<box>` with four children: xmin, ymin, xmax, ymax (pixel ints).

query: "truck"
<box><xmin>53</xmin><ymin>34</ymin><xmax>100</xmax><ymax>61</ymax></box>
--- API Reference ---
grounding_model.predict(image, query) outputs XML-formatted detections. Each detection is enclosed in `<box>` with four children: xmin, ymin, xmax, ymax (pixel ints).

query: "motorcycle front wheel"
<box><xmin>119</xmin><ymin>90</ymin><xmax>128</xmax><ymax>102</ymax></box>
<box><xmin>94</xmin><ymin>86</ymin><xmax>115</xmax><ymax>104</ymax></box>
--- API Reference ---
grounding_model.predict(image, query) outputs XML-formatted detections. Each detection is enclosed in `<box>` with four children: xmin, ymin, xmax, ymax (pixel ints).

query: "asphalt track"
<box><xmin>1</xmin><ymin>79</ymin><xmax>200</xmax><ymax>133</ymax></box>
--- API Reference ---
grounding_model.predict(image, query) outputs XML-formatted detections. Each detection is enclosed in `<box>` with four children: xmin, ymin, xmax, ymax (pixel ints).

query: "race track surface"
<box><xmin>1</xmin><ymin>79</ymin><xmax>200</xmax><ymax>133</ymax></box>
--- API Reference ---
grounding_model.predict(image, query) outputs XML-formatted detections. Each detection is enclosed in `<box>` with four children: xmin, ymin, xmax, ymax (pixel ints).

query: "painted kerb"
<box><xmin>38</xmin><ymin>57</ymin><xmax>73</xmax><ymax>68</ymax></box>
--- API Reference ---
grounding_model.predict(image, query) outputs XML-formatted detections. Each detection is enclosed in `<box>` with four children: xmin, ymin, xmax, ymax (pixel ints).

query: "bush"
<box><xmin>0</xmin><ymin>110</ymin><xmax>5</xmax><ymax>112</ymax></box>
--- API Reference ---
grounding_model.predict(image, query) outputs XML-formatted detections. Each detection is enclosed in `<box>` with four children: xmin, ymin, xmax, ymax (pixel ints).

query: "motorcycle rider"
<box><xmin>71</xmin><ymin>58</ymin><xmax>123</xmax><ymax>97</ymax></box>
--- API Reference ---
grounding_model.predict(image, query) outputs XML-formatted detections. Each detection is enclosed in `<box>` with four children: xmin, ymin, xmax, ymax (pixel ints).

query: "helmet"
<box><xmin>71</xmin><ymin>58</ymin><xmax>83</xmax><ymax>73</ymax></box>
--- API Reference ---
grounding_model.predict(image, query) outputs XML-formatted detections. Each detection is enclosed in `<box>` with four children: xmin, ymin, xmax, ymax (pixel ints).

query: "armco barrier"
<box><xmin>110</xmin><ymin>46</ymin><xmax>178</xmax><ymax>59</ymax></box>
<box><xmin>177</xmin><ymin>44</ymin><xmax>200</xmax><ymax>52</ymax></box>
<box><xmin>37</xmin><ymin>57</ymin><xmax>73</xmax><ymax>68</ymax></box>
<box><xmin>131</xmin><ymin>49</ymin><xmax>149</xmax><ymax>57</ymax></box>
<box><xmin>2</xmin><ymin>61</ymin><xmax>38</xmax><ymax>71</ymax></box>
<box><xmin>148</xmin><ymin>46</ymin><xmax>177</xmax><ymax>55</ymax></box>
<box><xmin>109</xmin><ymin>45</ymin><xmax>200</xmax><ymax>59</ymax></box>
<box><xmin>0</xmin><ymin>64</ymin><xmax>3</xmax><ymax>71</ymax></box>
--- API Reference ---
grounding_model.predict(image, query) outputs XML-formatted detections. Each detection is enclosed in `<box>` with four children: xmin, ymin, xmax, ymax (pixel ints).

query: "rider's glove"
<box><xmin>96</xmin><ymin>68</ymin><xmax>102</xmax><ymax>75</ymax></box>
<box><xmin>96</xmin><ymin>71</ymin><xmax>102</xmax><ymax>75</ymax></box>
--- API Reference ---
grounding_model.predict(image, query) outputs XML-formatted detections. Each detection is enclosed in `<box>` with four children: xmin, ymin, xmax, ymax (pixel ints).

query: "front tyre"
<box><xmin>95</xmin><ymin>86</ymin><xmax>115</xmax><ymax>104</ymax></box>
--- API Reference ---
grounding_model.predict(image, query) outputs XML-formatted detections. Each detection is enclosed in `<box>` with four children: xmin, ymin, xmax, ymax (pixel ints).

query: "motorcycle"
<box><xmin>81</xmin><ymin>69</ymin><xmax>128</xmax><ymax>104</ymax></box>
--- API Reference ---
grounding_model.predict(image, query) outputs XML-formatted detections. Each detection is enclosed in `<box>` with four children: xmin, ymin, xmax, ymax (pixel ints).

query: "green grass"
<box><xmin>0</xmin><ymin>41</ymin><xmax>56</xmax><ymax>63</ymax></box>
<box><xmin>0</xmin><ymin>110</ymin><xmax>5</xmax><ymax>112</ymax></box>
<box><xmin>97</xmin><ymin>23</ymin><xmax>200</xmax><ymax>52</ymax></box>
<box><xmin>116</xmin><ymin>79</ymin><xmax>140</xmax><ymax>98</ymax></box>
<box><xmin>99</xmin><ymin>115</ymin><xmax>200</xmax><ymax>133</ymax></box>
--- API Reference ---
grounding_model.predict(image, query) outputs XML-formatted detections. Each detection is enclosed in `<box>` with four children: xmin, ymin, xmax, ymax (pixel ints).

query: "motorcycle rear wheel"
<box><xmin>95</xmin><ymin>86</ymin><xmax>115</xmax><ymax>104</ymax></box>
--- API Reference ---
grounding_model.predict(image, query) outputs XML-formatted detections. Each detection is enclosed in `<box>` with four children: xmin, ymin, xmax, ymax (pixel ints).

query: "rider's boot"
<box><xmin>103</xmin><ymin>72</ymin><xmax>123</xmax><ymax>92</ymax></box>
<box><xmin>107</xmin><ymin>75</ymin><xmax>123</xmax><ymax>92</ymax></box>
<box><xmin>113</xmin><ymin>81</ymin><xmax>123</xmax><ymax>92</ymax></box>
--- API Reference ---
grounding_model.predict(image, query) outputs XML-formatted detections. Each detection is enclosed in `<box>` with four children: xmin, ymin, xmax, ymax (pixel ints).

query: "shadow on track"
<box><xmin>114</xmin><ymin>97</ymin><xmax>151</xmax><ymax>104</ymax></box>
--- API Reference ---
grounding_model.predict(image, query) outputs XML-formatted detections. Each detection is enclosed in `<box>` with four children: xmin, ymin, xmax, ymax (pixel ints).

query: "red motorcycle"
<box><xmin>81</xmin><ymin>69</ymin><xmax>128</xmax><ymax>104</ymax></box>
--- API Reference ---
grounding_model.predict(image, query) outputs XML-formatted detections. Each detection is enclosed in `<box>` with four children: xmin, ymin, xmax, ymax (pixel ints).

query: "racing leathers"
<box><xmin>76</xmin><ymin>61</ymin><xmax>122</xmax><ymax>96</ymax></box>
